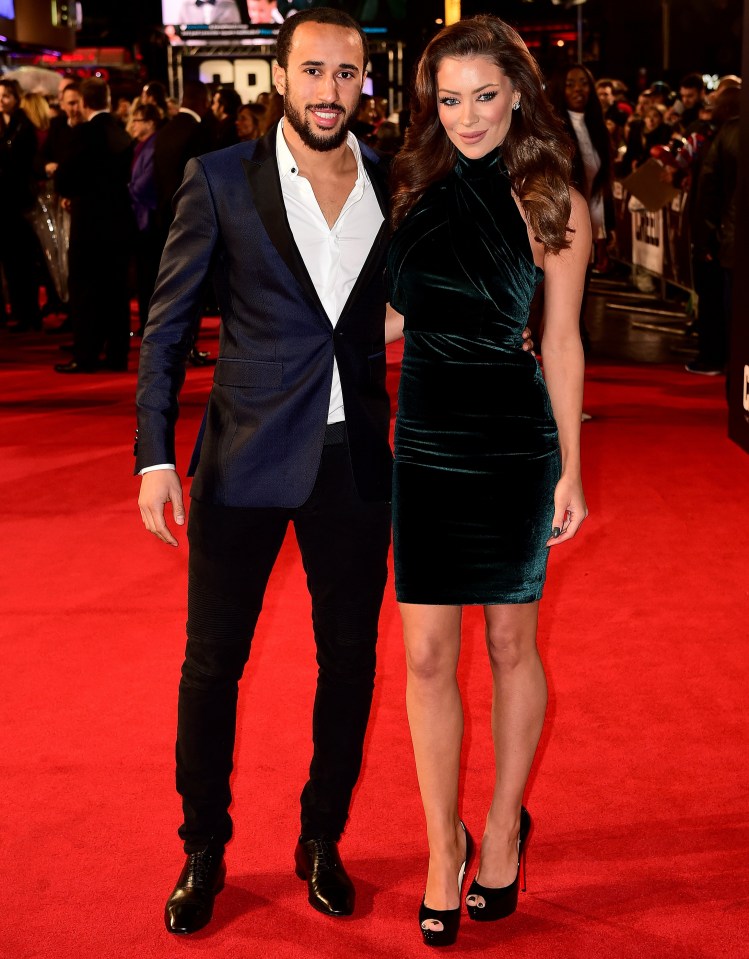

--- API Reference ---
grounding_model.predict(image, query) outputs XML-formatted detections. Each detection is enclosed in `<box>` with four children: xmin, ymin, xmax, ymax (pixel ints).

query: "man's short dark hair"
<box><xmin>80</xmin><ymin>78</ymin><xmax>110</xmax><ymax>112</ymax></box>
<box><xmin>680</xmin><ymin>72</ymin><xmax>704</xmax><ymax>93</ymax></box>
<box><xmin>134</xmin><ymin>102</ymin><xmax>162</xmax><ymax>125</ymax></box>
<box><xmin>181</xmin><ymin>80</ymin><xmax>209</xmax><ymax>115</ymax></box>
<box><xmin>275</xmin><ymin>7</ymin><xmax>368</xmax><ymax>72</ymax></box>
<box><xmin>61</xmin><ymin>80</ymin><xmax>82</xmax><ymax>97</ymax></box>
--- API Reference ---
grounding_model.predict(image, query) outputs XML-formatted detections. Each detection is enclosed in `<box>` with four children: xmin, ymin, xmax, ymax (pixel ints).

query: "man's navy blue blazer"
<box><xmin>135</xmin><ymin>124</ymin><xmax>393</xmax><ymax>508</ymax></box>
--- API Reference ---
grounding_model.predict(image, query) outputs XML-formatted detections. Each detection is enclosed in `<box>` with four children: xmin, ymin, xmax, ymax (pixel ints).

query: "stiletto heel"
<box><xmin>419</xmin><ymin>821</ymin><xmax>473</xmax><ymax>947</ymax></box>
<box><xmin>466</xmin><ymin>806</ymin><xmax>531</xmax><ymax>922</ymax></box>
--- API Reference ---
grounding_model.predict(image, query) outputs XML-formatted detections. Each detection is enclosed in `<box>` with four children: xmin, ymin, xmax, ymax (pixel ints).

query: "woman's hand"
<box><xmin>546</xmin><ymin>472</ymin><xmax>588</xmax><ymax>546</ymax></box>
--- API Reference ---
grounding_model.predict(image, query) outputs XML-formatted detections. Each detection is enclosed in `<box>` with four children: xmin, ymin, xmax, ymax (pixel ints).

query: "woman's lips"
<box><xmin>459</xmin><ymin>130</ymin><xmax>487</xmax><ymax>143</ymax></box>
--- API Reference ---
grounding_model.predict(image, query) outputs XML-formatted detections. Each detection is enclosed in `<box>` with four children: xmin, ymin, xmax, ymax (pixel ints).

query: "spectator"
<box><xmin>129</xmin><ymin>103</ymin><xmax>162</xmax><ymax>337</ymax></box>
<box><xmin>153</xmin><ymin>80</ymin><xmax>211</xmax><ymax>245</ymax></box>
<box><xmin>689</xmin><ymin>111</ymin><xmax>739</xmax><ymax>378</ymax></box>
<box><xmin>678</xmin><ymin>72</ymin><xmax>705</xmax><ymax>128</ymax></box>
<box><xmin>208</xmin><ymin>85</ymin><xmax>241</xmax><ymax>149</ymax></box>
<box><xmin>142</xmin><ymin>81</ymin><xmax>169</xmax><ymax>121</ymax></box>
<box><xmin>54</xmin><ymin>78</ymin><xmax>134</xmax><ymax>373</ymax></box>
<box><xmin>236</xmin><ymin>103</ymin><xmax>261</xmax><ymax>141</ymax></box>
<box><xmin>373</xmin><ymin>119</ymin><xmax>401</xmax><ymax>158</ymax></box>
<box><xmin>166</xmin><ymin>96</ymin><xmax>180</xmax><ymax>119</ymax></box>
<box><xmin>152</xmin><ymin>79</ymin><xmax>214</xmax><ymax>364</ymax></box>
<box><xmin>596</xmin><ymin>78</ymin><xmax>628</xmax><ymax>151</ymax></box>
<box><xmin>618</xmin><ymin>103</ymin><xmax>672</xmax><ymax>175</ymax></box>
<box><xmin>20</xmin><ymin>92</ymin><xmax>51</xmax><ymax>147</ymax></box>
<box><xmin>547</xmin><ymin>63</ymin><xmax>615</xmax><ymax>277</ymax></box>
<box><xmin>0</xmin><ymin>78</ymin><xmax>43</xmax><ymax>332</ymax></box>
<box><xmin>113</xmin><ymin>96</ymin><xmax>132</xmax><ymax>126</ymax></box>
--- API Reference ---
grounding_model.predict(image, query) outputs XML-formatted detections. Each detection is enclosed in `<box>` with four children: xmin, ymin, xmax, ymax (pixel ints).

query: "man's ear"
<box><xmin>272</xmin><ymin>63</ymin><xmax>286</xmax><ymax>96</ymax></box>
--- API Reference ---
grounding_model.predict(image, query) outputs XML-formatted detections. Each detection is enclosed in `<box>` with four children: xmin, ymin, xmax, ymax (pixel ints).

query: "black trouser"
<box><xmin>68</xmin><ymin>236</ymin><xmax>130</xmax><ymax>369</ymax></box>
<box><xmin>692</xmin><ymin>257</ymin><xmax>728</xmax><ymax>368</ymax></box>
<box><xmin>0</xmin><ymin>212</ymin><xmax>42</xmax><ymax>329</ymax></box>
<box><xmin>177</xmin><ymin>435</ymin><xmax>391</xmax><ymax>853</ymax></box>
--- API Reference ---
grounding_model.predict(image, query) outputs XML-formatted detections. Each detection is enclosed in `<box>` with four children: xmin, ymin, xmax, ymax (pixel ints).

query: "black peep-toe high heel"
<box><xmin>419</xmin><ymin>821</ymin><xmax>474</xmax><ymax>947</ymax></box>
<box><xmin>465</xmin><ymin>806</ymin><xmax>531</xmax><ymax>922</ymax></box>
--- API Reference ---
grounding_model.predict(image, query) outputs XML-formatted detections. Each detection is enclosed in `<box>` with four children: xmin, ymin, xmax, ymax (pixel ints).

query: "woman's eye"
<box><xmin>439</xmin><ymin>97</ymin><xmax>459</xmax><ymax>107</ymax></box>
<box><xmin>478</xmin><ymin>91</ymin><xmax>498</xmax><ymax>102</ymax></box>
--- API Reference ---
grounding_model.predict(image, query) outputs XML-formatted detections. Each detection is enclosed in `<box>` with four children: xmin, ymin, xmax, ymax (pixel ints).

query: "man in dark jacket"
<box><xmin>137</xmin><ymin>8</ymin><xmax>392</xmax><ymax>934</ymax></box>
<box><xmin>0</xmin><ymin>78</ymin><xmax>42</xmax><ymax>332</ymax></box>
<box><xmin>687</xmin><ymin>115</ymin><xmax>740</xmax><ymax>375</ymax></box>
<box><xmin>54</xmin><ymin>79</ymin><xmax>134</xmax><ymax>372</ymax></box>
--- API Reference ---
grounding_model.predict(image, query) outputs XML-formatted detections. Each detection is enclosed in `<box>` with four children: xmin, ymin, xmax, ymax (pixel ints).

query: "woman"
<box><xmin>386</xmin><ymin>16</ymin><xmax>589</xmax><ymax>947</ymax></box>
<box><xmin>235</xmin><ymin>102</ymin><xmax>262</xmax><ymax>141</ymax></box>
<box><xmin>619</xmin><ymin>103</ymin><xmax>672</xmax><ymax>175</ymax></box>
<box><xmin>547</xmin><ymin>64</ymin><xmax>614</xmax><ymax>274</ymax></box>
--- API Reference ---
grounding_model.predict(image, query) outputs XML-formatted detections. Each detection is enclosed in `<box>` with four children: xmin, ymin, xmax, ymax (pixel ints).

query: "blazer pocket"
<box><xmin>214</xmin><ymin>358</ymin><xmax>283</xmax><ymax>389</ymax></box>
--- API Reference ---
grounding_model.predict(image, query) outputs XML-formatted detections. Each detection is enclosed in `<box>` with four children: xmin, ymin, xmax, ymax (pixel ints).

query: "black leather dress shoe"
<box><xmin>54</xmin><ymin>360</ymin><xmax>96</xmax><ymax>374</ymax></box>
<box><xmin>164</xmin><ymin>848</ymin><xmax>226</xmax><ymax>935</ymax></box>
<box><xmin>294</xmin><ymin>838</ymin><xmax>355</xmax><ymax>917</ymax></box>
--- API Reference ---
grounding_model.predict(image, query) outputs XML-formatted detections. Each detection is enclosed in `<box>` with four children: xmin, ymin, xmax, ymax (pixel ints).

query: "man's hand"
<box><xmin>138</xmin><ymin>470</ymin><xmax>185</xmax><ymax>547</ymax></box>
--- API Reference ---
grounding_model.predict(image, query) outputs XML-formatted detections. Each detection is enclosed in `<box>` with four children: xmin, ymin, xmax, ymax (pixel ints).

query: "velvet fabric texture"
<box><xmin>388</xmin><ymin>148</ymin><xmax>560</xmax><ymax>605</ymax></box>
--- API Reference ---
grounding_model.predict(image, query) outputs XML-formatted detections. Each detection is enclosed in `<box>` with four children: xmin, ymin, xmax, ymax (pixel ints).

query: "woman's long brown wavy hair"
<box><xmin>390</xmin><ymin>16</ymin><xmax>574</xmax><ymax>253</ymax></box>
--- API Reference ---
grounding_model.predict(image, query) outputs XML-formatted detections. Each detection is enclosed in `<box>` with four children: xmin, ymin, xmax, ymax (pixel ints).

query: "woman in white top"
<box><xmin>548</xmin><ymin>64</ymin><xmax>614</xmax><ymax>278</ymax></box>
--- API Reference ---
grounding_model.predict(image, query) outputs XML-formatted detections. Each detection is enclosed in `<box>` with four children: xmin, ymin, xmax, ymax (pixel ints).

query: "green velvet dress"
<box><xmin>388</xmin><ymin>147</ymin><xmax>560</xmax><ymax>605</ymax></box>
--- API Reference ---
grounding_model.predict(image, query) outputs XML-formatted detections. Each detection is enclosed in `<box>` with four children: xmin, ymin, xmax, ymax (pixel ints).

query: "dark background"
<box><xmin>72</xmin><ymin>0</ymin><xmax>743</xmax><ymax>90</ymax></box>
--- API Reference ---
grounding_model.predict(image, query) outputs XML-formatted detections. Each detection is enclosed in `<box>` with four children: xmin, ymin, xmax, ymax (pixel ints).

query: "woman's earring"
<box><xmin>513</xmin><ymin>100</ymin><xmax>520</xmax><ymax>111</ymax></box>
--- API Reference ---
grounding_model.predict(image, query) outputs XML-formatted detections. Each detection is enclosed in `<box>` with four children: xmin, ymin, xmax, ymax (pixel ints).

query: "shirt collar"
<box><xmin>179</xmin><ymin>107</ymin><xmax>202</xmax><ymax>123</ymax></box>
<box><xmin>276</xmin><ymin>117</ymin><xmax>365</xmax><ymax>183</ymax></box>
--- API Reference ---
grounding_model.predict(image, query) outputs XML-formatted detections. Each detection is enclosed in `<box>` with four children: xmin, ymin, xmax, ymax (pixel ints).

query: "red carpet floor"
<box><xmin>2</xmin><ymin>326</ymin><xmax>748</xmax><ymax>958</ymax></box>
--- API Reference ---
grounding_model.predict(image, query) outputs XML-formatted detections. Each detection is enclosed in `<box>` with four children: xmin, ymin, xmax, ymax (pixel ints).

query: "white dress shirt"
<box><xmin>568</xmin><ymin>109</ymin><xmax>605</xmax><ymax>240</ymax></box>
<box><xmin>276</xmin><ymin>118</ymin><xmax>383</xmax><ymax>425</ymax></box>
<box><xmin>140</xmin><ymin>119</ymin><xmax>383</xmax><ymax>474</ymax></box>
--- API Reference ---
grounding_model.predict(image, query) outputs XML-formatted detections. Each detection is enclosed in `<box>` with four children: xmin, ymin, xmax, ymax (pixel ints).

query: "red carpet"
<box><xmin>2</xmin><ymin>326</ymin><xmax>748</xmax><ymax>958</ymax></box>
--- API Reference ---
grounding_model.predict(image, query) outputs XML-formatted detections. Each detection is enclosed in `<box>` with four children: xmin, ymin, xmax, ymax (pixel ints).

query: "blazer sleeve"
<box><xmin>134</xmin><ymin>157</ymin><xmax>219</xmax><ymax>473</ymax></box>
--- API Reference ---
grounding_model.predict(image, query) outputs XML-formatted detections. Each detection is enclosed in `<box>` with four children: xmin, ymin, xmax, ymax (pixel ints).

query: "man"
<box><xmin>137</xmin><ymin>8</ymin><xmax>393</xmax><ymax>934</ymax></box>
<box><xmin>43</xmin><ymin>81</ymin><xmax>84</xmax><ymax>179</ymax></box>
<box><xmin>152</xmin><ymin>79</ymin><xmax>214</xmax><ymax>360</ymax></box>
<box><xmin>153</xmin><ymin>79</ymin><xmax>211</xmax><ymax>244</ymax></box>
<box><xmin>678</xmin><ymin>72</ymin><xmax>705</xmax><ymax>129</ymax></box>
<box><xmin>0</xmin><ymin>78</ymin><xmax>41</xmax><ymax>333</ymax></box>
<box><xmin>54</xmin><ymin>79</ymin><xmax>133</xmax><ymax>372</ymax></box>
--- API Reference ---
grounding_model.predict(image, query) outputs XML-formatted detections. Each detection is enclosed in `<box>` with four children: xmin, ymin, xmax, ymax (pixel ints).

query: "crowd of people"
<box><xmin>0</xmin><ymin>71</ymin><xmax>407</xmax><ymax>371</ymax></box>
<box><xmin>0</xmin><ymin>52</ymin><xmax>740</xmax><ymax>378</ymax></box>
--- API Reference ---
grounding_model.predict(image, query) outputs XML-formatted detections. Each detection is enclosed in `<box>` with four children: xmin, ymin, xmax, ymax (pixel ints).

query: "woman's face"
<box><xmin>236</xmin><ymin>108</ymin><xmax>257</xmax><ymax>140</ymax></box>
<box><xmin>0</xmin><ymin>85</ymin><xmax>19</xmax><ymax>116</ymax></box>
<box><xmin>643</xmin><ymin>108</ymin><xmax>663</xmax><ymax>132</ymax></box>
<box><xmin>565</xmin><ymin>68</ymin><xmax>591</xmax><ymax>112</ymax></box>
<box><xmin>436</xmin><ymin>55</ymin><xmax>518</xmax><ymax>159</ymax></box>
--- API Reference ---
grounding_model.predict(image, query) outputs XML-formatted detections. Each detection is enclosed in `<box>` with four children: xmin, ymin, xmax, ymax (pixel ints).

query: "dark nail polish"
<box><xmin>552</xmin><ymin>527</ymin><xmax>561</xmax><ymax>538</ymax></box>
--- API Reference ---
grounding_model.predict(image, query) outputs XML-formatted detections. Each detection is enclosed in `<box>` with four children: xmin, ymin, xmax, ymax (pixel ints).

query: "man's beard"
<box><xmin>284</xmin><ymin>96</ymin><xmax>352</xmax><ymax>152</ymax></box>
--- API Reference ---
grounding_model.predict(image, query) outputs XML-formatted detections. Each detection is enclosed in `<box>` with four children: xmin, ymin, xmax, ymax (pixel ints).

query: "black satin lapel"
<box><xmin>241</xmin><ymin>130</ymin><xmax>328</xmax><ymax>321</ymax></box>
<box><xmin>337</xmin><ymin>220</ymin><xmax>388</xmax><ymax>325</ymax></box>
<box><xmin>362</xmin><ymin>153</ymin><xmax>389</xmax><ymax>219</ymax></box>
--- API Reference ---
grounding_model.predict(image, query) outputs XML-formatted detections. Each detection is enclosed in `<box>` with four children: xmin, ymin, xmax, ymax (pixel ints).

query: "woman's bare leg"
<box><xmin>400</xmin><ymin>602</ymin><xmax>466</xmax><ymax>911</ymax></box>
<box><xmin>476</xmin><ymin>601</ymin><xmax>546</xmax><ymax>888</ymax></box>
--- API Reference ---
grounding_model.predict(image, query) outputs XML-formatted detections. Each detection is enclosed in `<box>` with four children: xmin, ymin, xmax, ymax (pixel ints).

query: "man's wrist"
<box><xmin>139</xmin><ymin>464</ymin><xmax>176</xmax><ymax>475</ymax></box>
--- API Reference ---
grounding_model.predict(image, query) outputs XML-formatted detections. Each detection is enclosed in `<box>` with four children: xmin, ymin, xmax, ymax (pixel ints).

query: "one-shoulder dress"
<box><xmin>387</xmin><ymin>148</ymin><xmax>560</xmax><ymax>606</ymax></box>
